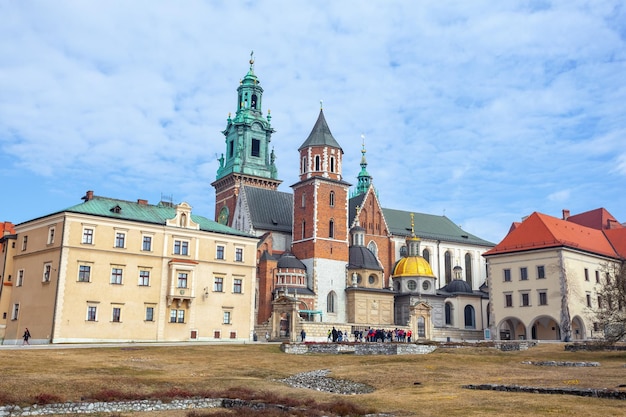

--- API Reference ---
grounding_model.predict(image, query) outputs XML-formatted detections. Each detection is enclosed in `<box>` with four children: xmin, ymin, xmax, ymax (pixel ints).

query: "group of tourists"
<box><xmin>326</xmin><ymin>327</ymin><xmax>413</xmax><ymax>343</ymax></box>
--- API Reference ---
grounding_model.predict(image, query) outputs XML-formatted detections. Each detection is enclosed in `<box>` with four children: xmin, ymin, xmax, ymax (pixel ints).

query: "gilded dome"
<box><xmin>393</xmin><ymin>256</ymin><xmax>435</xmax><ymax>277</ymax></box>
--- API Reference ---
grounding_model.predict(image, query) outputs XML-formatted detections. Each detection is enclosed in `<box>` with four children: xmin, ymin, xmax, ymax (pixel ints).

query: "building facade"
<box><xmin>484</xmin><ymin>209</ymin><xmax>626</xmax><ymax>341</ymax></box>
<box><xmin>214</xmin><ymin>57</ymin><xmax>495</xmax><ymax>342</ymax></box>
<box><xmin>0</xmin><ymin>192</ymin><xmax>257</xmax><ymax>344</ymax></box>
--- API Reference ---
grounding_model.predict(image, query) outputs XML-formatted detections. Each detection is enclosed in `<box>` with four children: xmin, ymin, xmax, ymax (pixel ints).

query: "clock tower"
<box><xmin>212</xmin><ymin>53</ymin><xmax>281</xmax><ymax>225</ymax></box>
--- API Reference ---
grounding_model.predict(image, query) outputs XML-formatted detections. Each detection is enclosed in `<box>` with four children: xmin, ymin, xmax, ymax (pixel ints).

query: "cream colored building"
<box><xmin>484</xmin><ymin>209</ymin><xmax>626</xmax><ymax>341</ymax></box>
<box><xmin>0</xmin><ymin>191</ymin><xmax>258</xmax><ymax>344</ymax></box>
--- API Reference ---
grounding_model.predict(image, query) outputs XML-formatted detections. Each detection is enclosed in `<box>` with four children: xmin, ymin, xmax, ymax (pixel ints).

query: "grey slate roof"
<box><xmin>243</xmin><ymin>186</ymin><xmax>293</xmax><ymax>233</ymax></box>
<box><xmin>349</xmin><ymin>246</ymin><xmax>383</xmax><ymax>270</ymax></box>
<box><xmin>298</xmin><ymin>109</ymin><xmax>343</xmax><ymax>151</ymax></box>
<box><xmin>381</xmin><ymin>207</ymin><xmax>495</xmax><ymax>247</ymax></box>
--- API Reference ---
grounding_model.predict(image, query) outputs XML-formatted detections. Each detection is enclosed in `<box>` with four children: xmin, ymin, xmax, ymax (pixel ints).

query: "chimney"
<box><xmin>137</xmin><ymin>199</ymin><xmax>148</xmax><ymax>205</ymax></box>
<box><xmin>82</xmin><ymin>190</ymin><xmax>94</xmax><ymax>201</ymax></box>
<box><xmin>562</xmin><ymin>209</ymin><xmax>570</xmax><ymax>220</ymax></box>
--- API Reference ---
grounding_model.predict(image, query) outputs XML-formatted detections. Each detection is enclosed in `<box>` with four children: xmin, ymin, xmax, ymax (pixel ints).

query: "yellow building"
<box><xmin>0</xmin><ymin>191</ymin><xmax>258</xmax><ymax>344</ymax></box>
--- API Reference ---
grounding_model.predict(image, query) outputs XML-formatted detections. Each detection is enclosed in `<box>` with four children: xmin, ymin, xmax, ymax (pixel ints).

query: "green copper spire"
<box><xmin>354</xmin><ymin>134</ymin><xmax>373</xmax><ymax>196</ymax></box>
<box><xmin>216</xmin><ymin>52</ymin><xmax>278</xmax><ymax>181</ymax></box>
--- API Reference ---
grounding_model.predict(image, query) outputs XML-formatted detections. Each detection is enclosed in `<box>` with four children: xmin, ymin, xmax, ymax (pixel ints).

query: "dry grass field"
<box><xmin>1</xmin><ymin>342</ymin><xmax>625</xmax><ymax>416</ymax></box>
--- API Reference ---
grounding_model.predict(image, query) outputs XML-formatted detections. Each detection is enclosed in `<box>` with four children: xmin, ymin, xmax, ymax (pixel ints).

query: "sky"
<box><xmin>1</xmin><ymin>1</ymin><xmax>625</xmax><ymax>244</ymax></box>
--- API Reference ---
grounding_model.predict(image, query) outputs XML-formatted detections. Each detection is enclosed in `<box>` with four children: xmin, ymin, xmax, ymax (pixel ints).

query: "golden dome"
<box><xmin>393</xmin><ymin>256</ymin><xmax>435</xmax><ymax>277</ymax></box>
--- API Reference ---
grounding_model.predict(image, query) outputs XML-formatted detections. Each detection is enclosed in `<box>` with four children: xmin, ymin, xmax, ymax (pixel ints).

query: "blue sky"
<box><xmin>1</xmin><ymin>1</ymin><xmax>625</xmax><ymax>244</ymax></box>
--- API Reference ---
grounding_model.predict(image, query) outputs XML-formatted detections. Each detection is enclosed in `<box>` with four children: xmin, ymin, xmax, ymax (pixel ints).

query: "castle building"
<box><xmin>0</xmin><ymin>192</ymin><xmax>257</xmax><ymax>344</ymax></box>
<box><xmin>484</xmin><ymin>208</ymin><xmax>626</xmax><ymax>341</ymax></box>
<box><xmin>214</xmin><ymin>57</ymin><xmax>495</xmax><ymax>342</ymax></box>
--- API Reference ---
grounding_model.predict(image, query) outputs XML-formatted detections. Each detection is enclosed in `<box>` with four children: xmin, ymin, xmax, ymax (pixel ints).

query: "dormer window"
<box><xmin>111</xmin><ymin>205</ymin><xmax>122</xmax><ymax>214</ymax></box>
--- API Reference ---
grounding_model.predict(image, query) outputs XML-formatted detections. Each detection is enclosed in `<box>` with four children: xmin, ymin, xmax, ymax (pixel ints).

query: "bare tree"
<box><xmin>594</xmin><ymin>261</ymin><xmax>626</xmax><ymax>343</ymax></box>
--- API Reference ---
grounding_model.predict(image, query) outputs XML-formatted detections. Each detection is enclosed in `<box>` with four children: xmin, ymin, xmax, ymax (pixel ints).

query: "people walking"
<box><xmin>22</xmin><ymin>328</ymin><xmax>31</xmax><ymax>345</ymax></box>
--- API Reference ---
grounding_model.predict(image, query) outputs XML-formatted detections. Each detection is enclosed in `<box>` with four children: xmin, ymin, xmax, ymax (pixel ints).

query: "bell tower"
<box><xmin>212</xmin><ymin>52</ymin><xmax>281</xmax><ymax>225</ymax></box>
<box><xmin>291</xmin><ymin>106</ymin><xmax>351</xmax><ymax>321</ymax></box>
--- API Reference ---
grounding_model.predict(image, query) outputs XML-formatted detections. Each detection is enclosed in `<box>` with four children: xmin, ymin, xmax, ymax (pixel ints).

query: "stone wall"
<box><xmin>280</xmin><ymin>342</ymin><xmax>437</xmax><ymax>355</ymax></box>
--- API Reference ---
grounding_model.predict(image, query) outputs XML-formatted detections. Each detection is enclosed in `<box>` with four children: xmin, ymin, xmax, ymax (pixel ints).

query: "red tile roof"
<box><xmin>484</xmin><ymin>211</ymin><xmax>620</xmax><ymax>258</ymax></box>
<box><xmin>567</xmin><ymin>208</ymin><xmax>623</xmax><ymax>230</ymax></box>
<box><xmin>604</xmin><ymin>228</ymin><xmax>626</xmax><ymax>259</ymax></box>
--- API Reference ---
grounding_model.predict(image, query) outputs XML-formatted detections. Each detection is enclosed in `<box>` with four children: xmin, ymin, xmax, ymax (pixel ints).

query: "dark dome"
<box><xmin>277</xmin><ymin>252</ymin><xmax>306</xmax><ymax>270</ymax></box>
<box><xmin>348</xmin><ymin>246</ymin><xmax>383</xmax><ymax>270</ymax></box>
<box><xmin>350</xmin><ymin>225</ymin><xmax>365</xmax><ymax>233</ymax></box>
<box><xmin>443</xmin><ymin>279</ymin><xmax>473</xmax><ymax>294</ymax></box>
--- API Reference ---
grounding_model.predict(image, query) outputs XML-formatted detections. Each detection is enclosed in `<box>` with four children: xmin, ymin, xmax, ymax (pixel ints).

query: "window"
<box><xmin>327</xmin><ymin>291</ymin><xmax>336</xmax><ymax>313</ymax></box>
<box><xmin>145</xmin><ymin>306</ymin><xmax>154</xmax><ymax>322</ymax></box>
<box><xmin>87</xmin><ymin>306</ymin><xmax>97</xmax><ymax>321</ymax></box>
<box><xmin>407</xmin><ymin>280</ymin><xmax>417</xmax><ymax>291</ymax></box>
<box><xmin>11</xmin><ymin>303</ymin><xmax>19</xmax><ymax>320</ymax></box>
<box><xmin>43</xmin><ymin>264</ymin><xmax>51</xmax><ymax>282</ymax></box>
<box><xmin>301</xmin><ymin>156</ymin><xmax>307</xmax><ymax>174</ymax></box>
<box><xmin>174</xmin><ymin>240</ymin><xmax>189</xmax><ymax>255</ymax></box>
<box><xmin>584</xmin><ymin>268</ymin><xmax>589</xmax><ymax>281</ymax></box>
<box><xmin>329</xmin><ymin>191</ymin><xmax>335</xmax><ymax>207</ymax></box>
<box><xmin>315</xmin><ymin>155</ymin><xmax>320</xmax><ymax>171</ymax></box>
<box><xmin>586</xmin><ymin>293</ymin><xmax>592</xmax><ymax>307</ymax></box>
<box><xmin>233</xmin><ymin>278</ymin><xmax>242</xmax><ymax>293</ymax></box>
<box><xmin>142</xmin><ymin>236</ymin><xmax>152</xmax><ymax>251</ymax></box>
<box><xmin>597</xmin><ymin>296</ymin><xmax>602</xmax><ymax>309</ymax></box>
<box><xmin>595</xmin><ymin>270</ymin><xmax>600</xmax><ymax>283</ymax></box>
<box><xmin>22</xmin><ymin>236</ymin><xmax>28</xmax><ymax>251</ymax></box>
<box><xmin>520</xmin><ymin>267</ymin><xmax>528</xmax><ymax>281</ymax></box>
<box><xmin>216</xmin><ymin>245</ymin><xmax>225</xmax><ymax>260</ymax></box>
<box><xmin>417</xmin><ymin>317</ymin><xmax>426</xmax><ymax>337</ymax></box>
<box><xmin>82</xmin><ymin>228</ymin><xmax>94</xmax><ymax>244</ymax></box>
<box><xmin>503</xmin><ymin>269</ymin><xmax>511</xmax><ymax>282</ymax></box>
<box><xmin>139</xmin><ymin>270</ymin><xmax>150</xmax><ymax>286</ymax></box>
<box><xmin>445</xmin><ymin>303</ymin><xmax>453</xmax><ymax>325</ymax></box>
<box><xmin>301</xmin><ymin>192</ymin><xmax>306</xmax><ymax>208</ymax></box>
<box><xmin>521</xmin><ymin>293</ymin><xmax>530</xmax><ymax>307</ymax></box>
<box><xmin>464</xmin><ymin>305</ymin><xmax>475</xmax><ymax>329</ymax></box>
<box><xmin>115</xmin><ymin>232</ymin><xmax>125</xmax><ymax>248</ymax></box>
<box><xmin>444</xmin><ymin>251</ymin><xmax>452</xmax><ymax>284</ymax></box>
<box><xmin>177</xmin><ymin>272</ymin><xmax>188</xmax><ymax>288</ymax></box>
<box><xmin>301</xmin><ymin>221</ymin><xmax>306</xmax><ymax>239</ymax></box>
<box><xmin>465</xmin><ymin>253</ymin><xmax>473</xmax><ymax>285</ymax></box>
<box><xmin>170</xmin><ymin>309</ymin><xmax>185</xmax><ymax>323</ymax></box>
<box><xmin>330</xmin><ymin>156</ymin><xmax>335</xmax><ymax>173</ymax></box>
<box><xmin>48</xmin><ymin>227</ymin><xmax>55</xmax><ymax>244</ymax></box>
<box><xmin>538</xmin><ymin>291</ymin><xmax>547</xmax><ymax>306</ymax></box>
<box><xmin>505</xmin><ymin>293</ymin><xmax>513</xmax><ymax>307</ymax></box>
<box><xmin>235</xmin><ymin>247</ymin><xmax>243</xmax><ymax>262</ymax></box>
<box><xmin>251</xmin><ymin>138</ymin><xmax>260</xmax><ymax>157</ymax></box>
<box><xmin>537</xmin><ymin>265</ymin><xmax>545</xmax><ymax>279</ymax></box>
<box><xmin>78</xmin><ymin>265</ymin><xmax>91</xmax><ymax>282</ymax></box>
<box><xmin>214</xmin><ymin>277</ymin><xmax>224</xmax><ymax>292</ymax></box>
<box><xmin>329</xmin><ymin>219</ymin><xmax>334</xmax><ymax>238</ymax></box>
<box><xmin>422</xmin><ymin>248</ymin><xmax>430</xmax><ymax>264</ymax></box>
<box><xmin>110</xmin><ymin>268</ymin><xmax>123</xmax><ymax>285</ymax></box>
<box><xmin>223</xmin><ymin>311</ymin><xmax>231</xmax><ymax>324</ymax></box>
<box><xmin>112</xmin><ymin>307</ymin><xmax>121</xmax><ymax>322</ymax></box>
<box><xmin>17</xmin><ymin>269</ymin><xmax>24</xmax><ymax>287</ymax></box>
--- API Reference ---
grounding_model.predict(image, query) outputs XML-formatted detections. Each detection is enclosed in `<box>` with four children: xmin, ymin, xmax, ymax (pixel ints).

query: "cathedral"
<box><xmin>212</xmin><ymin>56</ymin><xmax>495</xmax><ymax>342</ymax></box>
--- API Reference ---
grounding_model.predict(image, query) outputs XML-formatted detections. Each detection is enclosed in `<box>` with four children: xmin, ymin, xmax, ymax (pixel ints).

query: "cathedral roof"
<box><xmin>298</xmin><ymin>109</ymin><xmax>343</xmax><ymax>151</ymax></box>
<box><xmin>441</xmin><ymin>279</ymin><xmax>473</xmax><ymax>294</ymax></box>
<box><xmin>242</xmin><ymin>186</ymin><xmax>292</xmax><ymax>233</ymax></box>
<box><xmin>348</xmin><ymin>246</ymin><xmax>383</xmax><ymax>270</ymax></box>
<box><xmin>382</xmin><ymin>208</ymin><xmax>494</xmax><ymax>247</ymax></box>
<box><xmin>277</xmin><ymin>252</ymin><xmax>306</xmax><ymax>270</ymax></box>
<box><xmin>393</xmin><ymin>256</ymin><xmax>435</xmax><ymax>277</ymax></box>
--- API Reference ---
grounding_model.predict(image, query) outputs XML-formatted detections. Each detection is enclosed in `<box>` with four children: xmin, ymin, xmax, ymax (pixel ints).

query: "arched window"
<box><xmin>301</xmin><ymin>156</ymin><xmax>307</xmax><ymax>174</ymax></box>
<box><xmin>422</xmin><ymin>248</ymin><xmax>430</xmax><ymax>264</ymax></box>
<box><xmin>445</xmin><ymin>302</ymin><xmax>453</xmax><ymax>325</ymax></box>
<box><xmin>465</xmin><ymin>253</ymin><xmax>473</xmax><ymax>286</ymax></box>
<box><xmin>464</xmin><ymin>305</ymin><xmax>475</xmax><ymax>329</ymax></box>
<box><xmin>417</xmin><ymin>317</ymin><xmax>426</xmax><ymax>337</ymax></box>
<box><xmin>400</xmin><ymin>245</ymin><xmax>407</xmax><ymax>257</ymax></box>
<box><xmin>301</xmin><ymin>192</ymin><xmax>306</xmax><ymax>208</ymax></box>
<box><xmin>330</xmin><ymin>156</ymin><xmax>335</xmax><ymax>173</ymax></box>
<box><xmin>444</xmin><ymin>251</ymin><xmax>452</xmax><ymax>284</ymax></box>
<box><xmin>301</xmin><ymin>221</ymin><xmax>306</xmax><ymax>240</ymax></box>
<box><xmin>251</xmin><ymin>94</ymin><xmax>258</xmax><ymax>109</ymax></box>
<box><xmin>315</xmin><ymin>155</ymin><xmax>320</xmax><ymax>171</ymax></box>
<box><xmin>329</xmin><ymin>219</ymin><xmax>334</xmax><ymax>238</ymax></box>
<box><xmin>329</xmin><ymin>191</ymin><xmax>335</xmax><ymax>207</ymax></box>
<box><xmin>327</xmin><ymin>291</ymin><xmax>336</xmax><ymax>313</ymax></box>
<box><xmin>367</xmin><ymin>241</ymin><xmax>378</xmax><ymax>257</ymax></box>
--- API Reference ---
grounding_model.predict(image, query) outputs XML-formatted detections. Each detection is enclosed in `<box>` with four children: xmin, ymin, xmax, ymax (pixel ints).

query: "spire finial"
<box><xmin>320</xmin><ymin>100</ymin><xmax>323</xmax><ymax>110</ymax></box>
<box><xmin>410</xmin><ymin>213</ymin><xmax>415</xmax><ymax>235</ymax></box>
<box><xmin>249</xmin><ymin>50</ymin><xmax>254</xmax><ymax>66</ymax></box>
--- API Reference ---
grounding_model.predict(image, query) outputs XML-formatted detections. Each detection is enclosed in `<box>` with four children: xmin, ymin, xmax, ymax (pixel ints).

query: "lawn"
<box><xmin>1</xmin><ymin>342</ymin><xmax>625</xmax><ymax>416</ymax></box>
